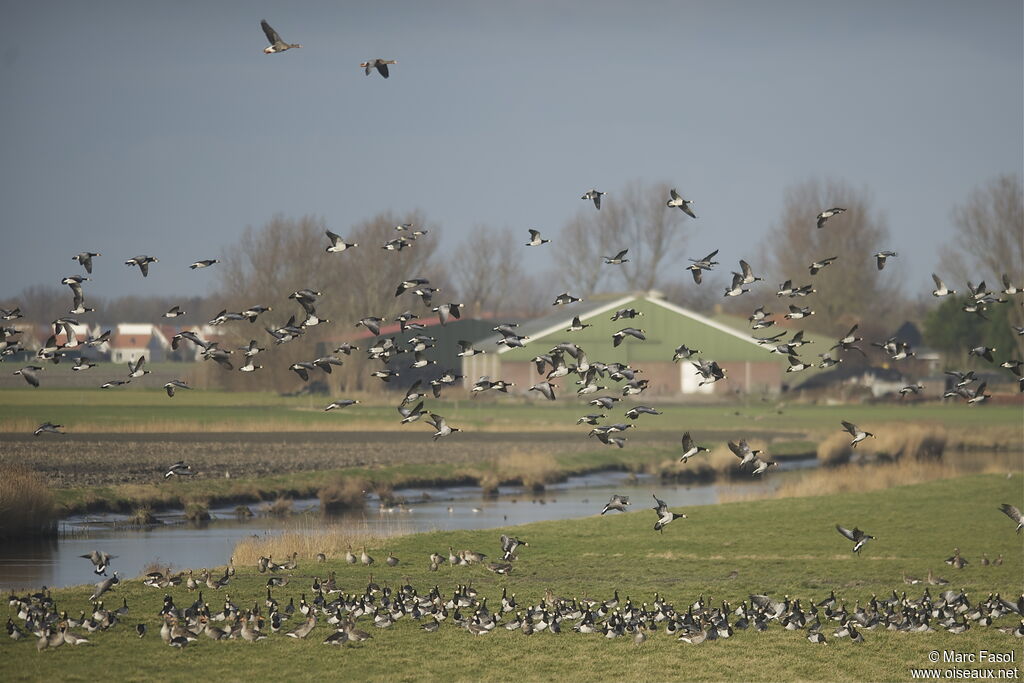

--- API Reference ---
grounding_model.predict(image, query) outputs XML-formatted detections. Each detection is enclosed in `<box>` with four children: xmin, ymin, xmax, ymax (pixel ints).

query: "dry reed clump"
<box><xmin>318</xmin><ymin>477</ymin><xmax>369</xmax><ymax>512</ymax></box>
<box><xmin>817</xmin><ymin>432</ymin><xmax>854</xmax><ymax>466</ymax></box>
<box><xmin>184</xmin><ymin>502</ymin><xmax>211</xmax><ymax>522</ymax></box>
<box><xmin>127</xmin><ymin>505</ymin><xmax>161</xmax><ymax>526</ymax></box>
<box><xmin>265</xmin><ymin>497</ymin><xmax>293</xmax><ymax>516</ymax></box>
<box><xmin>0</xmin><ymin>465</ymin><xmax>56</xmax><ymax>539</ymax></box>
<box><xmin>760</xmin><ymin>458</ymin><xmax>964</xmax><ymax>502</ymax></box>
<box><xmin>497</xmin><ymin>451</ymin><xmax>561</xmax><ymax>491</ymax></box>
<box><xmin>477</xmin><ymin>471</ymin><xmax>500</xmax><ymax>496</ymax></box>
<box><xmin>873</xmin><ymin>425</ymin><xmax>947</xmax><ymax>461</ymax></box>
<box><xmin>231</xmin><ymin>518</ymin><xmax>408</xmax><ymax>565</ymax></box>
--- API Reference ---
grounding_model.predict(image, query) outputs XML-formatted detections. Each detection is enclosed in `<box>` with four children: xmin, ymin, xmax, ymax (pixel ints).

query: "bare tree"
<box><xmin>4</xmin><ymin>285</ymin><xmax>67</xmax><ymax>325</ymax></box>
<box><xmin>558</xmin><ymin>180</ymin><xmax>691</xmax><ymax>295</ymax></box>
<box><xmin>450</xmin><ymin>225</ymin><xmax>524</xmax><ymax>318</ymax></box>
<box><xmin>763</xmin><ymin>178</ymin><xmax>902</xmax><ymax>340</ymax></box>
<box><xmin>212</xmin><ymin>212</ymin><xmax>442</xmax><ymax>394</ymax></box>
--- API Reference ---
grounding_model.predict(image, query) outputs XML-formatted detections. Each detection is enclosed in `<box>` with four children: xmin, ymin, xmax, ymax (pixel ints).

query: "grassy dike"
<box><xmin>5</xmin><ymin>474</ymin><xmax>1022</xmax><ymax>682</ymax></box>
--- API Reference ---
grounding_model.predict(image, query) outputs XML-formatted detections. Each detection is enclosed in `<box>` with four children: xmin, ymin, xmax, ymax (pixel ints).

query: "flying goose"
<box><xmin>525</xmin><ymin>229</ymin><xmax>549</xmax><ymax>246</ymax></box>
<box><xmin>80</xmin><ymin>550</ymin><xmax>116</xmax><ymax>575</ymax></box>
<box><xmin>165</xmin><ymin>461</ymin><xmax>195</xmax><ymax>479</ymax></box>
<box><xmin>672</xmin><ymin>344</ymin><xmax>699</xmax><ymax>362</ymax></box>
<box><xmin>356</xmin><ymin>316</ymin><xmax>384</xmax><ymax>336</ymax></box>
<box><xmin>737</xmin><ymin>259</ymin><xmax>762</xmax><ymax>285</ymax></box>
<box><xmin>433</xmin><ymin>302</ymin><xmax>463</xmax><ymax>326</ymax></box>
<box><xmin>189</xmin><ymin>259</ymin><xmax>219</xmax><ymax>269</ymax></box>
<box><xmin>500</xmin><ymin>534</ymin><xmax>528</xmax><ymax>561</ymax></box>
<box><xmin>965</xmin><ymin>382</ymin><xmax>990</xmax><ymax>405</ymax></box>
<box><xmin>784</xmin><ymin>304</ymin><xmax>814</xmax><ymax>320</ymax></box>
<box><xmin>101</xmin><ymin>379</ymin><xmax>131</xmax><ymax>388</ymax></box>
<box><xmin>163</xmin><ymin>306</ymin><xmax>185</xmax><ymax>318</ymax></box>
<box><xmin>625</xmin><ymin>405</ymin><xmax>661</xmax><ymax>420</ymax></box>
<box><xmin>604</xmin><ymin>249</ymin><xmax>629</xmax><ymax>265</ymax></box>
<box><xmin>581</xmin><ymin>189</ymin><xmax>605</xmax><ymax>209</ymax></box>
<box><xmin>427</xmin><ymin>413</ymin><xmax>460</xmax><ymax>440</ymax></box>
<box><xmin>72</xmin><ymin>357</ymin><xmax>95</xmax><ymax>371</ymax></box>
<box><xmin>898</xmin><ymin>383</ymin><xmax>924</xmax><ymax>396</ymax></box>
<box><xmin>749</xmin><ymin>456</ymin><xmax>777</xmax><ymax>476</ymax></box>
<box><xmin>931</xmin><ymin>273</ymin><xmax>956</xmax><ymax>297</ymax></box>
<box><xmin>73</xmin><ymin>252</ymin><xmax>101</xmax><ymax>273</ymax></box>
<box><xmin>999</xmin><ymin>504</ymin><xmax>1023</xmax><ymax>534</ymax></box>
<box><xmin>968</xmin><ymin>346</ymin><xmax>996</xmax><ymax>363</ymax></box>
<box><xmin>261</xmin><ymin>19</ymin><xmax>301</xmax><ymax>53</ymax></box>
<box><xmin>679</xmin><ymin>432</ymin><xmax>710</xmax><ymax>462</ymax></box>
<box><xmin>808</xmin><ymin>256</ymin><xmax>838</xmax><ymax>275</ymax></box>
<box><xmin>612</xmin><ymin>327</ymin><xmax>645</xmax><ymax>347</ymax></box>
<box><xmin>836</xmin><ymin>524</ymin><xmax>874</xmax><ymax>554</ymax></box>
<box><xmin>325</xmin><ymin>230</ymin><xmax>357</xmax><ymax>253</ymax></box>
<box><xmin>1002</xmin><ymin>273</ymin><xmax>1021</xmax><ymax>295</ymax></box>
<box><xmin>163</xmin><ymin>380</ymin><xmax>191</xmax><ymax>397</ymax></box>
<box><xmin>325</xmin><ymin>399</ymin><xmax>360</xmax><ymax>411</ymax></box>
<box><xmin>601</xmin><ymin>494</ymin><xmax>630</xmax><ymax>515</ymax></box>
<box><xmin>90</xmin><ymin>572</ymin><xmax>120</xmax><ymax>601</ymax></box>
<box><xmin>816</xmin><ymin>207</ymin><xmax>846</xmax><ymax>228</ymax></box>
<box><xmin>128</xmin><ymin>356</ymin><xmax>150</xmax><ymax>379</ymax></box>
<box><xmin>652</xmin><ymin>493</ymin><xmax>686</xmax><ymax>533</ymax></box>
<box><xmin>841</xmin><ymin>420</ymin><xmax>874</xmax><ymax>447</ymax></box>
<box><xmin>552</xmin><ymin>292</ymin><xmax>582</xmax><ymax>305</ymax></box>
<box><xmin>727</xmin><ymin>439</ymin><xmax>760</xmax><ymax>468</ymax></box>
<box><xmin>874</xmin><ymin>251</ymin><xmax>897</xmax><ymax>270</ymax></box>
<box><xmin>124</xmin><ymin>255</ymin><xmax>157</xmax><ymax>277</ymax></box>
<box><xmin>666</xmin><ymin>189</ymin><xmax>697</xmax><ymax>218</ymax></box>
<box><xmin>33</xmin><ymin>422</ymin><xmax>65</xmax><ymax>436</ymax></box>
<box><xmin>361</xmin><ymin>58</ymin><xmax>397</xmax><ymax>77</ymax></box>
<box><xmin>724</xmin><ymin>272</ymin><xmax>749</xmax><ymax>298</ymax></box>
<box><xmin>529</xmin><ymin>381</ymin><xmax>556</xmax><ymax>401</ymax></box>
<box><xmin>14</xmin><ymin>365</ymin><xmax>42</xmax><ymax>387</ymax></box>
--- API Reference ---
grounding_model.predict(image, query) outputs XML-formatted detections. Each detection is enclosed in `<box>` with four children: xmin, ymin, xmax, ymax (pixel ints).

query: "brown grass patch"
<box><xmin>318</xmin><ymin>477</ymin><xmax>369</xmax><ymax>512</ymax></box>
<box><xmin>0</xmin><ymin>464</ymin><xmax>56</xmax><ymax>538</ymax></box>
<box><xmin>264</xmin><ymin>497</ymin><xmax>293</xmax><ymax>516</ymax></box>
<box><xmin>231</xmin><ymin>518</ymin><xmax>408</xmax><ymax>565</ymax></box>
<box><xmin>496</xmin><ymin>451</ymin><xmax>560</xmax><ymax>491</ymax></box>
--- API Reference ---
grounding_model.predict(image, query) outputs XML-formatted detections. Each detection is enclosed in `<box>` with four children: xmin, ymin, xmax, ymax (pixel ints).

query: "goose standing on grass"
<box><xmin>816</xmin><ymin>207</ymin><xmax>846</xmax><ymax>228</ymax></box>
<box><xmin>73</xmin><ymin>252</ymin><xmax>100</xmax><ymax>274</ymax></box>
<box><xmin>525</xmin><ymin>229</ymin><xmax>549</xmax><ymax>246</ymax></box>
<box><xmin>261</xmin><ymin>19</ymin><xmax>301</xmax><ymax>53</ymax></box>
<box><xmin>601</xmin><ymin>494</ymin><xmax>630</xmax><ymax>515</ymax></box>
<box><xmin>841</xmin><ymin>420</ymin><xmax>874</xmax><ymax>448</ymax></box>
<box><xmin>325</xmin><ymin>230</ymin><xmax>357</xmax><ymax>253</ymax></box>
<box><xmin>836</xmin><ymin>524</ymin><xmax>874</xmax><ymax>554</ymax></box>
<box><xmin>361</xmin><ymin>58</ymin><xmax>397</xmax><ymax>77</ymax></box>
<box><xmin>124</xmin><ymin>255</ymin><xmax>157</xmax><ymax>277</ymax></box>
<box><xmin>999</xmin><ymin>504</ymin><xmax>1023</xmax><ymax>534</ymax></box>
<box><xmin>652</xmin><ymin>493</ymin><xmax>686</xmax><ymax>533</ymax></box>
<box><xmin>679</xmin><ymin>432</ymin><xmax>710</xmax><ymax>463</ymax></box>
<box><xmin>33</xmin><ymin>422</ymin><xmax>65</xmax><ymax>436</ymax></box>
<box><xmin>666</xmin><ymin>189</ymin><xmax>697</xmax><ymax>218</ymax></box>
<box><xmin>581</xmin><ymin>189</ymin><xmax>605</xmax><ymax>209</ymax></box>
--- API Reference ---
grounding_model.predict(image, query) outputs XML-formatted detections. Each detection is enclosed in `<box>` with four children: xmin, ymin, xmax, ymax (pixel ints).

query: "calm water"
<box><xmin>0</xmin><ymin>464</ymin><xmax>823</xmax><ymax>591</ymax></box>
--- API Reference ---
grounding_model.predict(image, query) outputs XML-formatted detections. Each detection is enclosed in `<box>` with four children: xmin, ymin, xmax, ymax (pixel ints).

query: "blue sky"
<box><xmin>1</xmin><ymin>0</ymin><xmax>1021</xmax><ymax>302</ymax></box>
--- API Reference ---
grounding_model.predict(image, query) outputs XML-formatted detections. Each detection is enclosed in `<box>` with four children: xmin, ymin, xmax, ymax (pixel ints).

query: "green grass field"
<box><xmin>5</xmin><ymin>475</ymin><xmax>1022</xmax><ymax>682</ymax></box>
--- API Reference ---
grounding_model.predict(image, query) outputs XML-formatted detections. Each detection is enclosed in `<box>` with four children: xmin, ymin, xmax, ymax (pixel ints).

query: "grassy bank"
<box><xmin>4</xmin><ymin>474</ymin><xmax>1022</xmax><ymax>682</ymax></box>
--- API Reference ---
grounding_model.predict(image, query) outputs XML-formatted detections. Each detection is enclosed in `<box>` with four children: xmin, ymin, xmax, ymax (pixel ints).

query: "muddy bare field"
<box><xmin>0</xmin><ymin>429</ymin><xmax>802</xmax><ymax>488</ymax></box>
<box><xmin>0</xmin><ymin>431</ymin><xmax>658</xmax><ymax>488</ymax></box>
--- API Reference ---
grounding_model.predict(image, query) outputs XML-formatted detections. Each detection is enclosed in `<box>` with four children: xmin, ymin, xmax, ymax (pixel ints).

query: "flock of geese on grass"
<box><xmin>9</xmin><ymin>526</ymin><xmax>1024</xmax><ymax>652</ymax></box>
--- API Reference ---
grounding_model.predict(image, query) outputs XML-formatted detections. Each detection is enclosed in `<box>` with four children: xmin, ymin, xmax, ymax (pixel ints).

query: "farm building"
<box><xmin>108</xmin><ymin>323</ymin><xmax>171</xmax><ymax>364</ymax></box>
<box><xmin>464</xmin><ymin>291</ymin><xmax>789</xmax><ymax>396</ymax></box>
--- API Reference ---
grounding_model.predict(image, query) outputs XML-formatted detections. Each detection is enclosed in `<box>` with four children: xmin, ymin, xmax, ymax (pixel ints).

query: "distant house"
<box><xmin>108</xmin><ymin>323</ymin><xmax>171</xmax><ymax>364</ymax></box>
<box><xmin>467</xmin><ymin>291</ymin><xmax>788</xmax><ymax>396</ymax></box>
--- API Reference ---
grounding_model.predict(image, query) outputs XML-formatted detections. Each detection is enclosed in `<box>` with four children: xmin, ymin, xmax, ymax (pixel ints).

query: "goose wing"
<box><xmin>999</xmin><ymin>503</ymin><xmax>1022</xmax><ymax>526</ymax></box>
<box><xmin>261</xmin><ymin>19</ymin><xmax>283</xmax><ymax>46</ymax></box>
<box><xmin>836</xmin><ymin>524</ymin><xmax>858</xmax><ymax>542</ymax></box>
<box><xmin>840</xmin><ymin>420</ymin><xmax>858</xmax><ymax>435</ymax></box>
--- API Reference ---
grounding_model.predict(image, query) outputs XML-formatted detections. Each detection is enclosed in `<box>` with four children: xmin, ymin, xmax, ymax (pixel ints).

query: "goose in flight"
<box><xmin>90</xmin><ymin>572</ymin><xmax>120</xmax><ymax>601</ymax></box>
<box><xmin>679</xmin><ymin>432</ymin><xmax>709</xmax><ymax>463</ymax></box>
<box><xmin>163</xmin><ymin>380</ymin><xmax>191</xmax><ymax>397</ymax></box>
<box><xmin>80</xmin><ymin>550</ymin><xmax>116</xmax><ymax>576</ymax></box>
<box><xmin>566</xmin><ymin>316</ymin><xmax>591</xmax><ymax>332</ymax></box>
<box><xmin>604</xmin><ymin>249</ymin><xmax>629</xmax><ymax>265</ymax></box>
<box><xmin>666</xmin><ymin>189</ymin><xmax>697</xmax><ymax>218</ymax></box>
<box><xmin>610</xmin><ymin>307</ymin><xmax>642</xmax><ymax>321</ymax></box>
<box><xmin>841</xmin><ymin>420</ymin><xmax>874</xmax><ymax>447</ymax></box>
<box><xmin>601</xmin><ymin>494</ymin><xmax>630</xmax><ymax>515</ymax></box>
<box><xmin>33</xmin><ymin>422</ymin><xmax>65</xmax><ymax>436</ymax></box>
<box><xmin>73</xmin><ymin>252</ymin><xmax>101</xmax><ymax>274</ymax></box>
<box><xmin>836</xmin><ymin>524</ymin><xmax>874</xmax><ymax>554</ymax></box>
<box><xmin>125</xmin><ymin>255</ymin><xmax>157</xmax><ymax>277</ymax></box>
<box><xmin>163</xmin><ymin>306</ymin><xmax>185</xmax><ymax>318</ymax></box>
<box><xmin>816</xmin><ymin>207</ymin><xmax>846</xmax><ymax>229</ymax></box>
<box><xmin>261</xmin><ymin>19</ymin><xmax>301</xmax><ymax>54</ymax></box>
<box><xmin>14</xmin><ymin>365</ymin><xmax>42</xmax><ymax>387</ymax></box>
<box><xmin>581</xmin><ymin>189</ymin><xmax>605</xmax><ymax>209</ymax></box>
<box><xmin>652</xmin><ymin>493</ymin><xmax>686</xmax><ymax>533</ymax></box>
<box><xmin>325</xmin><ymin>399</ymin><xmax>360</xmax><ymax>411</ymax></box>
<box><xmin>749</xmin><ymin>455</ymin><xmax>777</xmax><ymax>476</ymax></box>
<box><xmin>190</xmin><ymin>259</ymin><xmax>219</xmax><ymax>269</ymax></box>
<box><xmin>525</xmin><ymin>229</ymin><xmax>549</xmax><ymax>246</ymax></box>
<box><xmin>165</xmin><ymin>461</ymin><xmax>195</xmax><ymax>479</ymax></box>
<box><xmin>553</xmin><ymin>292</ymin><xmax>582</xmax><ymax>306</ymax></box>
<box><xmin>624</xmin><ymin>405</ymin><xmax>661</xmax><ymax>420</ymax></box>
<box><xmin>128</xmin><ymin>356</ymin><xmax>150</xmax><ymax>379</ymax></box>
<box><xmin>999</xmin><ymin>504</ymin><xmax>1023</xmax><ymax>534</ymax></box>
<box><xmin>361</xmin><ymin>58</ymin><xmax>397</xmax><ymax>78</ymax></box>
<box><xmin>874</xmin><ymin>251</ymin><xmax>897</xmax><ymax>270</ymax></box>
<box><xmin>529</xmin><ymin>381</ymin><xmax>556</xmax><ymax>401</ymax></box>
<box><xmin>808</xmin><ymin>256</ymin><xmax>838</xmax><ymax>275</ymax></box>
<box><xmin>727</xmin><ymin>439</ymin><xmax>760</xmax><ymax>468</ymax></box>
<box><xmin>426</xmin><ymin>413</ymin><xmax>460</xmax><ymax>440</ymax></box>
<box><xmin>724</xmin><ymin>273</ymin><xmax>749</xmax><ymax>298</ymax></box>
<box><xmin>325</xmin><ymin>230</ymin><xmax>357</xmax><ymax>253</ymax></box>
<box><xmin>931</xmin><ymin>274</ymin><xmax>956</xmax><ymax>297</ymax></box>
<box><xmin>456</xmin><ymin>340</ymin><xmax>485</xmax><ymax>357</ymax></box>
<box><xmin>612</xmin><ymin>327</ymin><xmax>645</xmax><ymax>347</ymax></box>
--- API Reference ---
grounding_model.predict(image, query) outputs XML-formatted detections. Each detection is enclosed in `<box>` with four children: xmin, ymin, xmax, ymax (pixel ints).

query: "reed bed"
<box><xmin>317</xmin><ymin>476</ymin><xmax>370</xmax><ymax>512</ymax></box>
<box><xmin>0</xmin><ymin>464</ymin><xmax>56</xmax><ymax>538</ymax></box>
<box><xmin>231</xmin><ymin>517</ymin><xmax>409</xmax><ymax>565</ymax></box>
